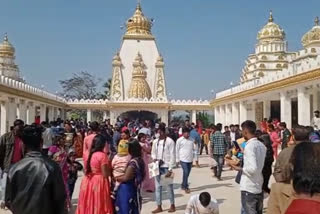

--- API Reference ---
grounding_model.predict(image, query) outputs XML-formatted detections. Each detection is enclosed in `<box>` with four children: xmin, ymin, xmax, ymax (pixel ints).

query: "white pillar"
<box><xmin>8</xmin><ymin>98</ymin><xmax>17</xmax><ymax>128</ymax></box>
<box><xmin>48</xmin><ymin>106</ymin><xmax>54</xmax><ymax>122</ymax></box>
<box><xmin>26</xmin><ymin>102</ymin><xmax>35</xmax><ymax>124</ymax></box>
<box><xmin>103</xmin><ymin>111</ymin><xmax>108</xmax><ymax>121</ymax></box>
<box><xmin>313</xmin><ymin>88</ymin><xmax>319</xmax><ymax>113</ymax></box>
<box><xmin>40</xmin><ymin>104</ymin><xmax>46</xmax><ymax>122</ymax></box>
<box><xmin>232</xmin><ymin>102</ymin><xmax>239</xmax><ymax>125</ymax></box>
<box><xmin>110</xmin><ymin>110</ymin><xmax>116</xmax><ymax>125</ymax></box>
<box><xmin>191</xmin><ymin>110</ymin><xmax>197</xmax><ymax>124</ymax></box>
<box><xmin>225</xmin><ymin>104</ymin><xmax>232</xmax><ymax>126</ymax></box>
<box><xmin>87</xmin><ymin>109</ymin><xmax>92</xmax><ymax>122</ymax></box>
<box><xmin>280</xmin><ymin>91</ymin><xmax>292</xmax><ymax>128</ymax></box>
<box><xmin>161</xmin><ymin>110</ymin><xmax>169</xmax><ymax>125</ymax></box>
<box><xmin>60</xmin><ymin>109</ymin><xmax>66</xmax><ymax>120</ymax></box>
<box><xmin>53</xmin><ymin>107</ymin><xmax>58</xmax><ymax>120</ymax></box>
<box><xmin>263</xmin><ymin>100</ymin><xmax>271</xmax><ymax>120</ymax></box>
<box><xmin>220</xmin><ymin>105</ymin><xmax>226</xmax><ymax>125</ymax></box>
<box><xmin>17</xmin><ymin>99</ymin><xmax>27</xmax><ymax>122</ymax></box>
<box><xmin>214</xmin><ymin>106</ymin><xmax>220</xmax><ymax>124</ymax></box>
<box><xmin>239</xmin><ymin>101</ymin><xmax>247</xmax><ymax>123</ymax></box>
<box><xmin>298</xmin><ymin>87</ymin><xmax>311</xmax><ymax>126</ymax></box>
<box><xmin>0</xmin><ymin>100</ymin><xmax>8</xmax><ymax>135</ymax></box>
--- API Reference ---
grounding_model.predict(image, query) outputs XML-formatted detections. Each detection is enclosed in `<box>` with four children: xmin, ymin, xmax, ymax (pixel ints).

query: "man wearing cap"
<box><xmin>312</xmin><ymin>110</ymin><xmax>320</xmax><ymax>131</ymax></box>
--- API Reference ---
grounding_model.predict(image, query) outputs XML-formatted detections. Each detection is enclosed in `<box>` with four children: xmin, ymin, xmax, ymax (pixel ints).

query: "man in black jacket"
<box><xmin>5</xmin><ymin>124</ymin><xmax>66</xmax><ymax>214</ymax></box>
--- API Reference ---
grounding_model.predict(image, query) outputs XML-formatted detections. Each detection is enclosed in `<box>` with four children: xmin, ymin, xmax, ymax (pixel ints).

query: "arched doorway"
<box><xmin>120</xmin><ymin>110</ymin><xmax>158</xmax><ymax>122</ymax></box>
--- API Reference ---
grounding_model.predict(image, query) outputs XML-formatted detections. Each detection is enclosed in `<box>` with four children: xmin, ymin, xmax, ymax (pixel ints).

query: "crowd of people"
<box><xmin>0</xmin><ymin>112</ymin><xmax>319</xmax><ymax>214</ymax></box>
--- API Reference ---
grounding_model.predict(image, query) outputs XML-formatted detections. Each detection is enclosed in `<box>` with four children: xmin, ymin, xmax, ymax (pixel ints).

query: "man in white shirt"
<box><xmin>41</xmin><ymin>121</ymin><xmax>54</xmax><ymax>156</ymax></box>
<box><xmin>151</xmin><ymin>123</ymin><xmax>176</xmax><ymax>213</ymax></box>
<box><xmin>176</xmin><ymin>127</ymin><xmax>194</xmax><ymax>194</ymax></box>
<box><xmin>226</xmin><ymin>120</ymin><xmax>266</xmax><ymax>214</ymax></box>
<box><xmin>185</xmin><ymin>192</ymin><xmax>219</xmax><ymax>214</ymax></box>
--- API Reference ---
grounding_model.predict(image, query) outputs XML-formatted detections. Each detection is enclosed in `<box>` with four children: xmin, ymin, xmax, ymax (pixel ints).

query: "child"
<box><xmin>111</xmin><ymin>140</ymin><xmax>131</xmax><ymax>198</ymax></box>
<box><xmin>67</xmin><ymin>149</ymin><xmax>83</xmax><ymax>198</ymax></box>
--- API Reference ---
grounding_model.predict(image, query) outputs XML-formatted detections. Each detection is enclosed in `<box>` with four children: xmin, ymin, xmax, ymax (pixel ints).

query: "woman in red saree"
<box><xmin>76</xmin><ymin>134</ymin><xmax>113</xmax><ymax>214</ymax></box>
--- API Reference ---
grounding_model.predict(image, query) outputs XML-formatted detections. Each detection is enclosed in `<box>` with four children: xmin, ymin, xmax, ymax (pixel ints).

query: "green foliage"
<box><xmin>197</xmin><ymin>112</ymin><xmax>211</xmax><ymax>128</ymax></box>
<box><xmin>99</xmin><ymin>78</ymin><xmax>112</xmax><ymax>99</ymax></box>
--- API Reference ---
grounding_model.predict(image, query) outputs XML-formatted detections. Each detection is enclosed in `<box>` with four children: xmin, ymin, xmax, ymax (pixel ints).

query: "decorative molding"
<box><xmin>212</xmin><ymin>68</ymin><xmax>320</xmax><ymax>107</ymax></box>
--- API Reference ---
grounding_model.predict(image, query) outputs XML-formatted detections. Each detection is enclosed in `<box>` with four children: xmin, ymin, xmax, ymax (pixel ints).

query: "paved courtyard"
<box><xmin>71</xmin><ymin>155</ymin><xmax>270</xmax><ymax>213</ymax></box>
<box><xmin>4</xmin><ymin>155</ymin><xmax>270</xmax><ymax>214</ymax></box>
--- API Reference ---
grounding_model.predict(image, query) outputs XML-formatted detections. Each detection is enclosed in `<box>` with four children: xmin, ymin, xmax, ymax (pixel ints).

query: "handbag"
<box><xmin>148</xmin><ymin>161</ymin><xmax>160</xmax><ymax>178</ymax></box>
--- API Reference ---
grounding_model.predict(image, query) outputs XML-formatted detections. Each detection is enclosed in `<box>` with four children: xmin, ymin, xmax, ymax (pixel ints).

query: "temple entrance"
<box><xmin>120</xmin><ymin>110</ymin><xmax>158</xmax><ymax>122</ymax></box>
<box><xmin>271</xmin><ymin>100</ymin><xmax>280</xmax><ymax>120</ymax></box>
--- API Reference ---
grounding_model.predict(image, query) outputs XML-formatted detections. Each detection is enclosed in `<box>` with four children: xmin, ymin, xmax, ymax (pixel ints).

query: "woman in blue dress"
<box><xmin>115</xmin><ymin>140</ymin><xmax>145</xmax><ymax>214</ymax></box>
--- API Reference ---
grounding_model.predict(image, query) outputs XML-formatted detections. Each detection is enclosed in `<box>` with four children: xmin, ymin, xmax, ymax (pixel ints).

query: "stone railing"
<box><xmin>0</xmin><ymin>75</ymin><xmax>66</xmax><ymax>103</ymax></box>
<box><xmin>216</xmin><ymin>47</ymin><xmax>320</xmax><ymax>99</ymax></box>
<box><xmin>170</xmin><ymin>99</ymin><xmax>210</xmax><ymax>106</ymax></box>
<box><xmin>67</xmin><ymin>98</ymin><xmax>210</xmax><ymax>105</ymax></box>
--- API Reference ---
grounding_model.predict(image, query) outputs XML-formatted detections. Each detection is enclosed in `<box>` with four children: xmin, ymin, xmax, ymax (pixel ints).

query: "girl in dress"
<box><xmin>76</xmin><ymin>134</ymin><xmax>113</xmax><ymax>214</ymax></box>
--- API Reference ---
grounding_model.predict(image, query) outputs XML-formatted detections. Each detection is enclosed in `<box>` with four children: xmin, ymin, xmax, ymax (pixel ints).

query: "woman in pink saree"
<box><xmin>137</xmin><ymin>133</ymin><xmax>155</xmax><ymax>192</ymax></box>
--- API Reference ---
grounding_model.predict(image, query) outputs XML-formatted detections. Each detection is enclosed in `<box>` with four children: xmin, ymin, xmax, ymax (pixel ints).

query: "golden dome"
<box><xmin>301</xmin><ymin>17</ymin><xmax>320</xmax><ymax>48</ymax></box>
<box><xmin>257</xmin><ymin>11</ymin><xmax>285</xmax><ymax>42</ymax></box>
<box><xmin>128</xmin><ymin>53</ymin><xmax>152</xmax><ymax>99</ymax></box>
<box><xmin>124</xmin><ymin>3</ymin><xmax>154</xmax><ymax>39</ymax></box>
<box><xmin>0</xmin><ymin>33</ymin><xmax>15</xmax><ymax>57</ymax></box>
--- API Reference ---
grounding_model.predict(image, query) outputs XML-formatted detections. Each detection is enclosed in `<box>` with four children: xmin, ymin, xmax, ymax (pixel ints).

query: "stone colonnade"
<box><xmin>86</xmin><ymin>108</ymin><xmax>199</xmax><ymax>125</ymax></box>
<box><xmin>0</xmin><ymin>95</ymin><xmax>65</xmax><ymax>135</ymax></box>
<box><xmin>214</xmin><ymin>84</ymin><xmax>319</xmax><ymax>129</ymax></box>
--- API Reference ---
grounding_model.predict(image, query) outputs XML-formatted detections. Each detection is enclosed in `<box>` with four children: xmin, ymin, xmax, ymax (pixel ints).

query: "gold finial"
<box><xmin>315</xmin><ymin>16</ymin><xmax>319</xmax><ymax>26</ymax></box>
<box><xmin>268</xmin><ymin>10</ymin><xmax>274</xmax><ymax>23</ymax></box>
<box><xmin>4</xmin><ymin>33</ymin><xmax>8</xmax><ymax>42</ymax></box>
<box><xmin>137</xmin><ymin>0</ymin><xmax>141</xmax><ymax>10</ymax></box>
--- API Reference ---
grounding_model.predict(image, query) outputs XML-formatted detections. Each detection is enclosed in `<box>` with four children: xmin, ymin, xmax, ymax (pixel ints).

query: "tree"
<box><xmin>100</xmin><ymin>78</ymin><xmax>112</xmax><ymax>99</ymax></box>
<box><xmin>59</xmin><ymin>71</ymin><xmax>101</xmax><ymax>100</ymax></box>
<box><xmin>59</xmin><ymin>71</ymin><xmax>102</xmax><ymax>119</ymax></box>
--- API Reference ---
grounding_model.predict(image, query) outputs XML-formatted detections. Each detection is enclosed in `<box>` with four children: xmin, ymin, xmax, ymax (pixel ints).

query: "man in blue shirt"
<box><xmin>190</xmin><ymin>124</ymin><xmax>201</xmax><ymax>168</ymax></box>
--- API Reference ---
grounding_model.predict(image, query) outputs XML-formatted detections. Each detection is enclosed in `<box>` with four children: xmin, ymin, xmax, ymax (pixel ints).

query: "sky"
<box><xmin>0</xmin><ymin>0</ymin><xmax>320</xmax><ymax>100</ymax></box>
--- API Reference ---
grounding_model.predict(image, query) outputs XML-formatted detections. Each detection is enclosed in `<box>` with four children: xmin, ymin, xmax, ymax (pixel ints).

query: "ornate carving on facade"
<box><xmin>155</xmin><ymin>55</ymin><xmax>166</xmax><ymax>99</ymax></box>
<box><xmin>128</xmin><ymin>53</ymin><xmax>152</xmax><ymax>99</ymax></box>
<box><xmin>111</xmin><ymin>53</ymin><xmax>124</xmax><ymax>100</ymax></box>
